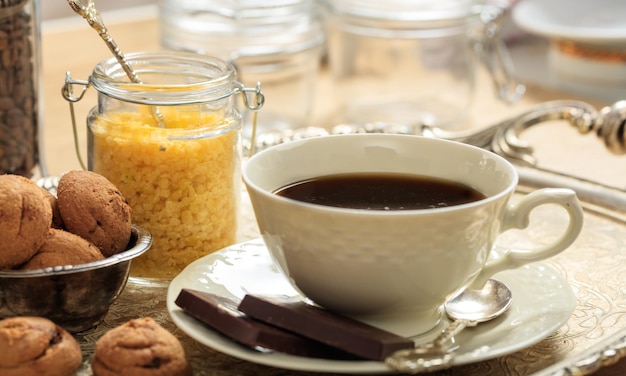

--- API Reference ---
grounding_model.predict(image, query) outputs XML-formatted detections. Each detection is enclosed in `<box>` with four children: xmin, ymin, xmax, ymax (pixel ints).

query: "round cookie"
<box><xmin>92</xmin><ymin>317</ymin><xmax>191</xmax><ymax>376</ymax></box>
<box><xmin>0</xmin><ymin>316</ymin><xmax>82</xmax><ymax>376</ymax></box>
<box><xmin>57</xmin><ymin>170</ymin><xmax>132</xmax><ymax>257</ymax></box>
<box><xmin>21</xmin><ymin>229</ymin><xmax>105</xmax><ymax>270</ymax></box>
<box><xmin>0</xmin><ymin>174</ymin><xmax>52</xmax><ymax>269</ymax></box>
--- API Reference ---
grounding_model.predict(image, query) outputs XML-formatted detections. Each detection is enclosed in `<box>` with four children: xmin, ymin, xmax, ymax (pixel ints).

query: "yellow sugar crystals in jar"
<box><xmin>80</xmin><ymin>51</ymin><xmax>262</xmax><ymax>281</ymax></box>
<box><xmin>90</xmin><ymin>106</ymin><xmax>240</xmax><ymax>279</ymax></box>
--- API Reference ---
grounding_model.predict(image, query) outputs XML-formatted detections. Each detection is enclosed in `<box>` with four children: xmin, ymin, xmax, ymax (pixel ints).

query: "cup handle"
<box><xmin>470</xmin><ymin>188</ymin><xmax>584</xmax><ymax>289</ymax></box>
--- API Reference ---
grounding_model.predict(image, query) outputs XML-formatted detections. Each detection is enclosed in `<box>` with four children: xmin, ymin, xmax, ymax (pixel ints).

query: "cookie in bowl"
<box><xmin>0</xmin><ymin>174</ymin><xmax>52</xmax><ymax>269</ymax></box>
<box><xmin>22</xmin><ymin>228</ymin><xmax>105</xmax><ymax>270</ymax></box>
<box><xmin>57</xmin><ymin>170</ymin><xmax>132</xmax><ymax>257</ymax></box>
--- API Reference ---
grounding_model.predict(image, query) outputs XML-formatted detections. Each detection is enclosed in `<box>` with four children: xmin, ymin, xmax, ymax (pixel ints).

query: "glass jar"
<box><xmin>159</xmin><ymin>0</ymin><xmax>324</xmax><ymax>141</ymax></box>
<box><xmin>318</xmin><ymin>0</ymin><xmax>524</xmax><ymax>130</ymax></box>
<box><xmin>0</xmin><ymin>0</ymin><xmax>42</xmax><ymax>177</ymax></box>
<box><xmin>65</xmin><ymin>51</ymin><xmax>263</xmax><ymax>282</ymax></box>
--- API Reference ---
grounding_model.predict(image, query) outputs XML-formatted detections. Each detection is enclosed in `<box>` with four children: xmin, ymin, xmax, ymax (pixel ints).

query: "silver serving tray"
<box><xmin>54</xmin><ymin>99</ymin><xmax>626</xmax><ymax>375</ymax></box>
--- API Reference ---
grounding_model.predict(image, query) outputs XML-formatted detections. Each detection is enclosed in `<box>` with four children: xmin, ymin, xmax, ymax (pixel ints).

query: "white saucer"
<box><xmin>512</xmin><ymin>0</ymin><xmax>626</xmax><ymax>44</ymax></box>
<box><xmin>166</xmin><ymin>239</ymin><xmax>576</xmax><ymax>374</ymax></box>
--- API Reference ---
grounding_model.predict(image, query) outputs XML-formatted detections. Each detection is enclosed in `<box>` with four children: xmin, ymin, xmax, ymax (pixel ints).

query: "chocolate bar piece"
<box><xmin>175</xmin><ymin>289</ymin><xmax>357</xmax><ymax>359</ymax></box>
<box><xmin>238</xmin><ymin>294</ymin><xmax>414</xmax><ymax>361</ymax></box>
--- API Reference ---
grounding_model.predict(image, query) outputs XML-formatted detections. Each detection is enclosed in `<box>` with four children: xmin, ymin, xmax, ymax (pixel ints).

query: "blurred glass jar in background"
<box><xmin>0</xmin><ymin>0</ymin><xmax>42</xmax><ymax>177</ymax></box>
<box><xmin>160</xmin><ymin>0</ymin><xmax>325</xmax><ymax>140</ymax></box>
<box><xmin>318</xmin><ymin>0</ymin><xmax>524</xmax><ymax>130</ymax></box>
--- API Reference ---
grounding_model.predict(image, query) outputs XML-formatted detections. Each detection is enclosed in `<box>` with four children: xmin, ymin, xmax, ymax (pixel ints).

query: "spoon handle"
<box><xmin>66</xmin><ymin>0</ymin><xmax>139</xmax><ymax>83</ymax></box>
<box><xmin>384</xmin><ymin>319</ymin><xmax>475</xmax><ymax>374</ymax></box>
<box><xmin>66</xmin><ymin>0</ymin><xmax>166</xmax><ymax>127</ymax></box>
<box><xmin>432</xmin><ymin>318</ymin><xmax>473</xmax><ymax>348</ymax></box>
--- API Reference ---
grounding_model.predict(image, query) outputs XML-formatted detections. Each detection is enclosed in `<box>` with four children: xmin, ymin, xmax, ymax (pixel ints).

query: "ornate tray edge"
<box><xmin>518</xmin><ymin>166</ymin><xmax>626</xmax><ymax>376</ymax></box>
<box><xmin>534</xmin><ymin>329</ymin><xmax>626</xmax><ymax>376</ymax></box>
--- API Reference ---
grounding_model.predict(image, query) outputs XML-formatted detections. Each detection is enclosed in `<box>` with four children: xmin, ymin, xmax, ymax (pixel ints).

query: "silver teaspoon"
<box><xmin>66</xmin><ymin>0</ymin><xmax>165</xmax><ymax>128</ymax></box>
<box><xmin>385</xmin><ymin>279</ymin><xmax>513</xmax><ymax>374</ymax></box>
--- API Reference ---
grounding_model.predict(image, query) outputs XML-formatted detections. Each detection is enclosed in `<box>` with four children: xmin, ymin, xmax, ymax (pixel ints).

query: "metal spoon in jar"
<box><xmin>385</xmin><ymin>279</ymin><xmax>513</xmax><ymax>374</ymax></box>
<box><xmin>66</xmin><ymin>0</ymin><xmax>165</xmax><ymax>128</ymax></box>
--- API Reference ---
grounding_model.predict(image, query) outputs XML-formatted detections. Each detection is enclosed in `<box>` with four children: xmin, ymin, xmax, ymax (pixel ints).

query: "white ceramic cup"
<box><xmin>243</xmin><ymin>134</ymin><xmax>583</xmax><ymax>335</ymax></box>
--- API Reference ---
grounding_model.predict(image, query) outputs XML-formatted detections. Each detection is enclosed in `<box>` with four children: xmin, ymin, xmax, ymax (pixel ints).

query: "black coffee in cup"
<box><xmin>274</xmin><ymin>173</ymin><xmax>486</xmax><ymax>210</ymax></box>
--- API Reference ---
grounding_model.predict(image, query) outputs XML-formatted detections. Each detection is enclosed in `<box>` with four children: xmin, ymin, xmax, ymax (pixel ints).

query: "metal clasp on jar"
<box><xmin>471</xmin><ymin>4</ymin><xmax>526</xmax><ymax>105</ymax></box>
<box><xmin>61</xmin><ymin>72</ymin><xmax>265</xmax><ymax>169</ymax></box>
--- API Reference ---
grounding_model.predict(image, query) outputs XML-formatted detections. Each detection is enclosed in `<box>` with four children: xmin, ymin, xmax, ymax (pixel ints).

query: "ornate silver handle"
<box><xmin>66</xmin><ymin>0</ymin><xmax>165</xmax><ymax>127</ymax></box>
<box><xmin>67</xmin><ymin>0</ymin><xmax>139</xmax><ymax>84</ymax></box>
<box><xmin>260</xmin><ymin>100</ymin><xmax>624</xmax><ymax>163</ymax></box>
<box><xmin>427</xmin><ymin>99</ymin><xmax>626</xmax><ymax>164</ymax></box>
<box><xmin>421</xmin><ymin>100</ymin><xmax>594</xmax><ymax>164</ymax></box>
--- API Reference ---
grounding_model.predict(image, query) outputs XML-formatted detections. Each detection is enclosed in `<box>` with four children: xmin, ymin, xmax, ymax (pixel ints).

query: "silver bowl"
<box><xmin>0</xmin><ymin>225</ymin><xmax>152</xmax><ymax>333</ymax></box>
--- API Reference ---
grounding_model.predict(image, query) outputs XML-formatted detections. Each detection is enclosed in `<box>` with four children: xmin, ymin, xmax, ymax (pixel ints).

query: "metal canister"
<box><xmin>0</xmin><ymin>0</ymin><xmax>41</xmax><ymax>177</ymax></box>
